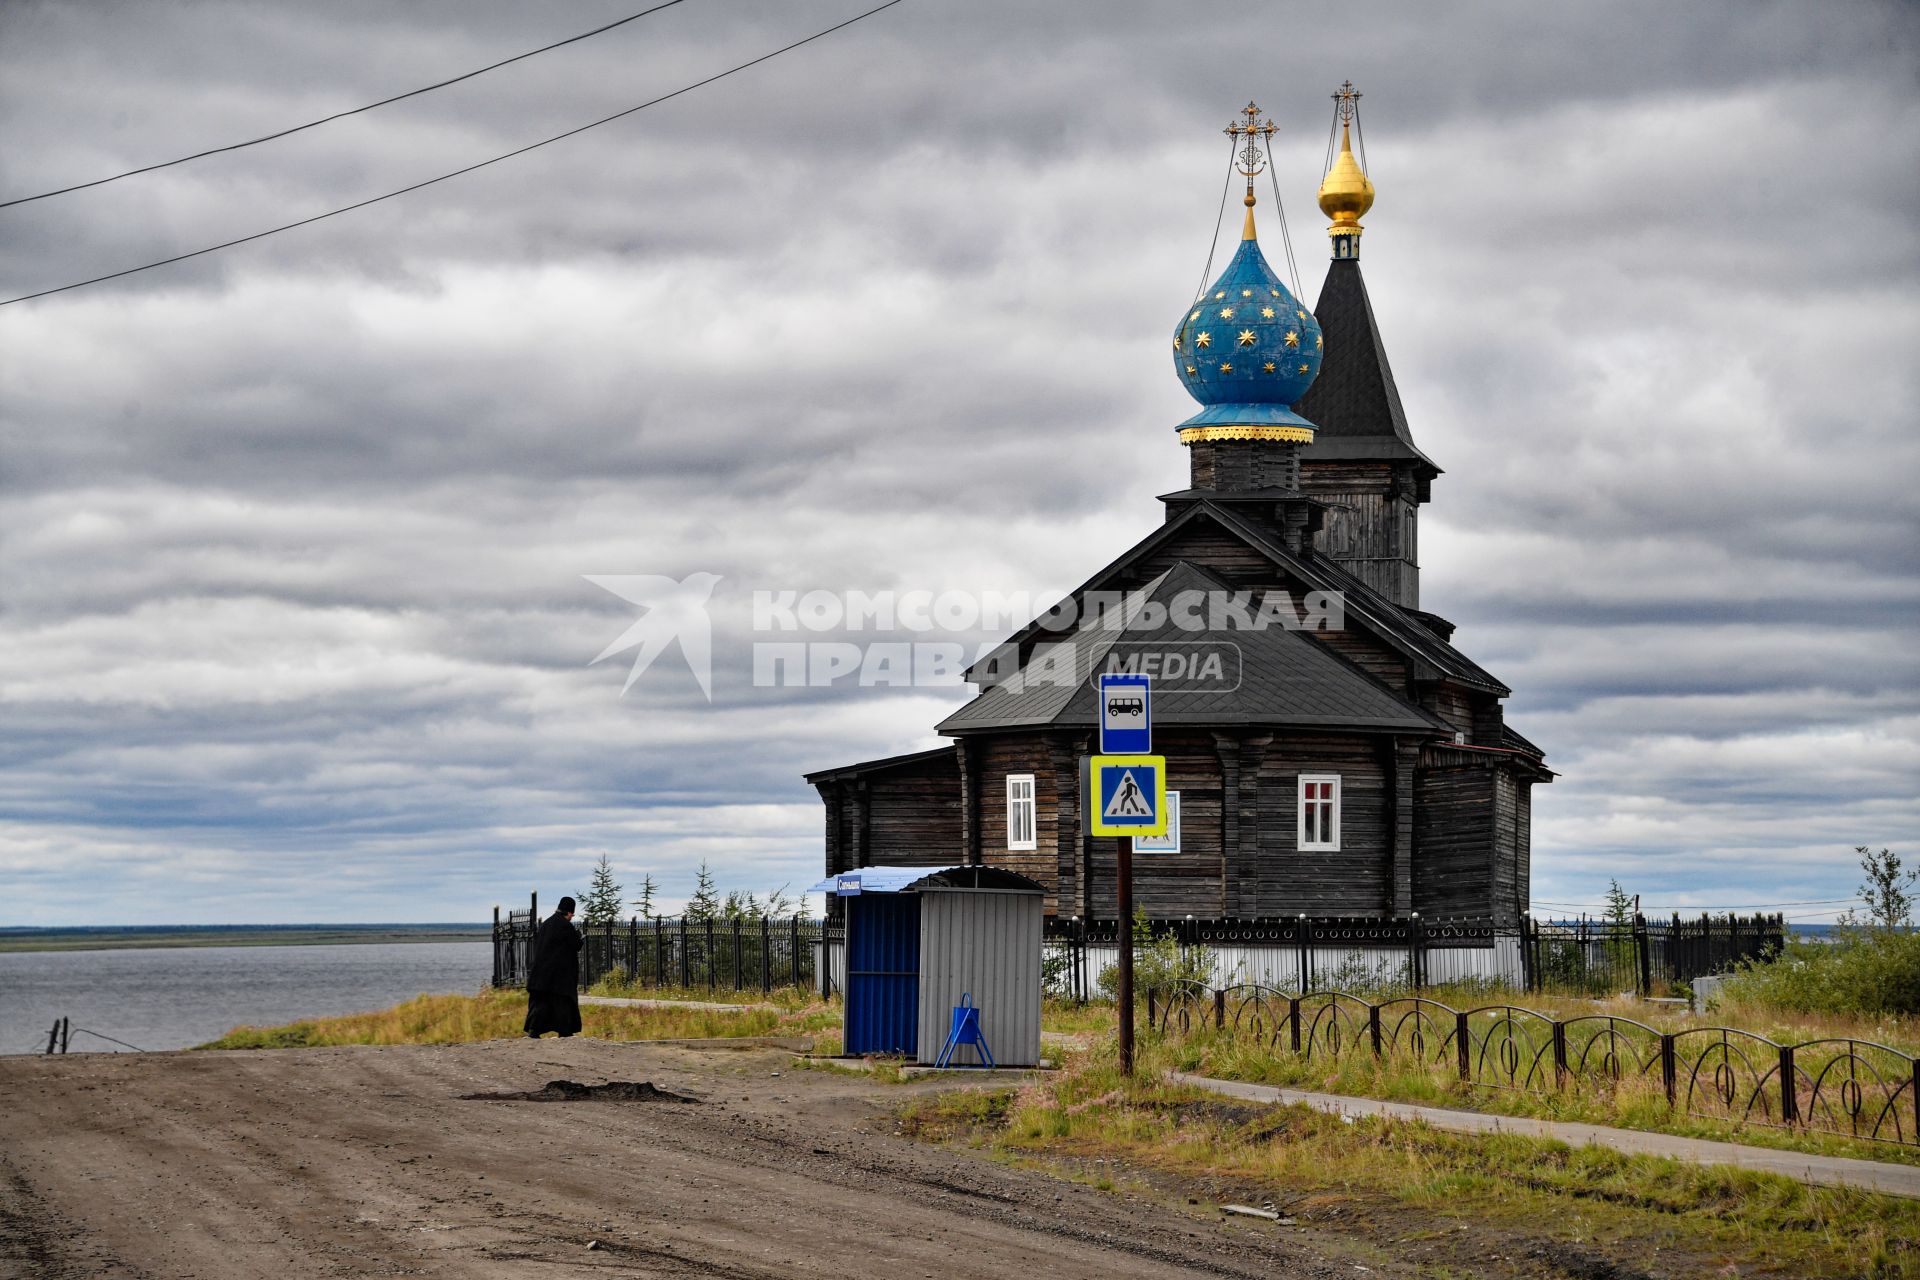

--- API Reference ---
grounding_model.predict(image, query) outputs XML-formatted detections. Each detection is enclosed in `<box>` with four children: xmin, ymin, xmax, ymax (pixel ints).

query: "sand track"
<box><xmin>0</xmin><ymin>1039</ymin><xmax>1349</xmax><ymax>1279</ymax></box>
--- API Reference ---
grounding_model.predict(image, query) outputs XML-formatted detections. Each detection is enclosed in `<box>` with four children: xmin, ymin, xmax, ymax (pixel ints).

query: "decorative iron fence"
<box><xmin>491</xmin><ymin>902</ymin><xmax>829</xmax><ymax>994</ymax></box>
<box><xmin>1147</xmin><ymin>982</ymin><xmax>1920</xmax><ymax>1148</ymax></box>
<box><xmin>1041</xmin><ymin>912</ymin><xmax>1784</xmax><ymax>1000</ymax></box>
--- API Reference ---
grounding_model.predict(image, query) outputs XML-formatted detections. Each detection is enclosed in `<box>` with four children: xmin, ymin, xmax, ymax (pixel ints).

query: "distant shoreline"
<box><xmin>0</xmin><ymin>925</ymin><xmax>491</xmax><ymax>954</ymax></box>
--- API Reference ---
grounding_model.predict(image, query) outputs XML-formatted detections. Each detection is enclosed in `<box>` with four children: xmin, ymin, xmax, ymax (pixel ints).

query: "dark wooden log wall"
<box><xmin>1298</xmin><ymin>459</ymin><xmax>1422</xmax><ymax>609</ymax></box>
<box><xmin>1254</xmin><ymin>734</ymin><xmax>1391</xmax><ymax>916</ymax></box>
<box><xmin>1411</xmin><ymin>764</ymin><xmax>1494</xmax><ymax>919</ymax></box>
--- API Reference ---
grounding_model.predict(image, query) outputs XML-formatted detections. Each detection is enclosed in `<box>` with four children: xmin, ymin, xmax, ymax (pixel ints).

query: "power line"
<box><xmin>0</xmin><ymin>0</ymin><xmax>907</xmax><ymax>307</ymax></box>
<box><xmin>0</xmin><ymin>0</ymin><xmax>695</xmax><ymax>210</ymax></box>
<box><xmin>1535</xmin><ymin>898</ymin><xmax>1864</xmax><ymax>911</ymax></box>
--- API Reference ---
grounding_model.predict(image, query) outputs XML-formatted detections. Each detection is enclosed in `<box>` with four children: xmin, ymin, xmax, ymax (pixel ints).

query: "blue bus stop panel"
<box><xmin>1098</xmin><ymin>673</ymin><xmax>1151</xmax><ymax>754</ymax></box>
<box><xmin>843</xmin><ymin>894</ymin><xmax>920</xmax><ymax>1056</ymax></box>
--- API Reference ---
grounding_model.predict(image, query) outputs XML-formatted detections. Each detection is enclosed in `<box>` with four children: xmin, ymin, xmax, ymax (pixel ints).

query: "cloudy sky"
<box><xmin>1</xmin><ymin>0</ymin><xmax>1915</xmax><ymax>926</ymax></box>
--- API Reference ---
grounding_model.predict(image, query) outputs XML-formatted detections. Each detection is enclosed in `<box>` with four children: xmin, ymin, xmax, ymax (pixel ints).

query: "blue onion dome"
<box><xmin>1172</xmin><ymin>223</ymin><xmax>1324</xmax><ymax>441</ymax></box>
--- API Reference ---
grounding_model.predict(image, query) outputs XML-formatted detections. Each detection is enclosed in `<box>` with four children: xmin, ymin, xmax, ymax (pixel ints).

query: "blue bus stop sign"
<box><xmin>1098</xmin><ymin>673</ymin><xmax>1151</xmax><ymax>754</ymax></box>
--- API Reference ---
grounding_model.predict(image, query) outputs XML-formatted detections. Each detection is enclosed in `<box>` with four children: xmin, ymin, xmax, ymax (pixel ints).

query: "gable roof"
<box><xmin>937</xmin><ymin>558</ymin><xmax>1451</xmax><ymax>736</ymax></box>
<box><xmin>1293</xmin><ymin>258</ymin><xmax>1439</xmax><ymax>475</ymax></box>
<box><xmin>960</xmin><ymin>499</ymin><xmax>1508</xmax><ymax>697</ymax></box>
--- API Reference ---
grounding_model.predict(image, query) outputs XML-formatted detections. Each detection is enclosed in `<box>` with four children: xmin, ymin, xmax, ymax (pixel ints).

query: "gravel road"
<box><xmin>0</xmin><ymin>1038</ymin><xmax>1358</xmax><ymax>1279</ymax></box>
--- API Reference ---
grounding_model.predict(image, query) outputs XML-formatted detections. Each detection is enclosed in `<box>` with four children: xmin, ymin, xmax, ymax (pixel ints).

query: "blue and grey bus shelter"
<box><xmin>808</xmin><ymin>865</ymin><xmax>1043</xmax><ymax>1067</ymax></box>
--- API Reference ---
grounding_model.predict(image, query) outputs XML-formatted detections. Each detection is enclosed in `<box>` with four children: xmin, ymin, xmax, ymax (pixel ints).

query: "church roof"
<box><xmin>936</xmin><ymin>558</ymin><xmax>1452</xmax><ymax>736</ymax></box>
<box><xmin>1292</xmin><ymin>258</ymin><xmax>1439</xmax><ymax>474</ymax></box>
<box><xmin>1172</xmin><ymin>227</ymin><xmax>1323</xmax><ymax>435</ymax></box>
<box><xmin>958</xmin><ymin>499</ymin><xmax>1507</xmax><ymax>697</ymax></box>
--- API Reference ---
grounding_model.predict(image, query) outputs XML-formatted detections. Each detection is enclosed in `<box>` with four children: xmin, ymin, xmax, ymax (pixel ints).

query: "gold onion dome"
<box><xmin>1318</xmin><ymin>122</ymin><xmax>1374</xmax><ymax>233</ymax></box>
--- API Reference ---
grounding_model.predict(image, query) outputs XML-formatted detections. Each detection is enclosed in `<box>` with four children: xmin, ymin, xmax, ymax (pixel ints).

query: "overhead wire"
<box><xmin>1264</xmin><ymin>150</ymin><xmax>1302</xmax><ymax>307</ymax></box>
<box><xmin>0</xmin><ymin>0</ymin><xmax>695</xmax><ymax>210</ymax></box>
<box><xmin>0</xmin><ymin>0</ymin><xmax>908</xmax><ymax>307</ymax></box>
<box><xmin>1191</xmin><ymin>131</ymin><xmax>1239</xmax><ymax>304</ymax></box>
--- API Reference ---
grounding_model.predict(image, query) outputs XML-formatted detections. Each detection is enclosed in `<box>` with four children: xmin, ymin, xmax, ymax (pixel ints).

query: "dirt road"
<box><xmin>0</xmin><ymin>1038</ymin><xmax>1355</xmax><ymax>1279</ymax></box>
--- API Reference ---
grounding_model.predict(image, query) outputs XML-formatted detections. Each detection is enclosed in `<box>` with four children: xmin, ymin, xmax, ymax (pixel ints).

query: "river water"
<box><xmin>0</xmin><ymin>940</ymin><xmax>492</xmax><ymax>1054</ymax></box>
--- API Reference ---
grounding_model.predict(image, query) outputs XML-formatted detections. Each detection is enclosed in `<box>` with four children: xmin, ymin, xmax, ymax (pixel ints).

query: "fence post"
<box><xmin>491</xmin><ymin>906</ymin><xmax>501</xmax><ymax>987</ymax></box>
<box><xmin>1146</xmin><ymin>987</ymin><xmax>1158</xmax><ymax>1028</ymax></box>
<box><xmin>627</xmin><ymin>916</ymin><xmax>639</xmax><ymax>983</ymax></box>
<box><xmin>1213</xmin><ymin>987</ymin><xmax>1226</xmax><ymax>1030</ymax></box>
<box><xmin>1779</xmin><ymin>1045</ymin><xmax>1798</xmax><ymax>1126</ymax></box>
<box><xmin>1520</xmin><ymin>916</ymin><xmax>1535</xmax><ymax>992</ymax></box>
<box><xmin>1289</xmin><ymin>997</ymin><xmax>1302</xmax><ymax>1053</ymax></box>
<box><xmin>790</xmin><ymin>915</ymin><xmax>802</xmax><ymax>987</ymax></box>
<box><xmin>1660</xmin><ymin>1033</ymin><xmax>1677</xmax><ymax>1106</ymax></box>
<box><xmin>761</xmin><ymin>916</ymin><xmax>772</xmax><ymax>993</ymax></box>
<box><xmin>1552</xmin><ymin>1020</ymin><xmax>1568</xmax><ymax>1085</ymax></box>
<box><xmin>706</xmin><ymin>919</ymin><xmax>717</xmax><ymax>992</ymax></box>
<box><xmin>1297</xmin><ymin>915</ymin><xmax>1311</xmax><ymax>992</ymax></box>
<box><xmin>679</xmin><ymin>917</ymin><xmax>690</xmax><ymax>988</ymax></box>
<box><xmin>730</xmin><ymin>918</ymin><xmax>741</xmax><ymax>992</ymax></box>
<box><xmin>1368</xmin><ymin>1003</ymin><xmax>1382</xmax><ymax>1058</ymax></box>
<box><xmin>654</xmin><ymin>917</ymin><xmax>666</xmax><ymax>986</ymax></box>
<box><xmin>1410</xmin><ymin>913</ymin><xmax>1425</xmax><ymax>991</ymax></box>
<box><xmin>1633</xmin><ymin>913</ymin><xmax>1651</xmax><ymax>997</ymax></box>
<box><xmin>1455</xmin><ymin>1011</ymin><xmax>1471</xmax><ymax>1081</ymax></box>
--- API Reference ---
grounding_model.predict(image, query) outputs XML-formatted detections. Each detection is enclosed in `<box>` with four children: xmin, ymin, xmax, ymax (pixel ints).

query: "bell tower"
<box><xmin>1292</xmin><ymin>82</ymin><xmax>1439</xmax><ymax>610</ymax></box>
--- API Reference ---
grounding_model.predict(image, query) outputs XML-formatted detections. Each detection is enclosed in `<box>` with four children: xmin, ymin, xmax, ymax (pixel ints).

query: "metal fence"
<box><xmin>1148</xmin><ymin>982</ymin><xmax>1920</xmax><ymax>1148</ymax></box>
<box><xmin>492</xmin><ymin>904</ymin><xmax>829</xmax><ymax>994</ymax></box>
<box><xmin>1042</xmin><ymin>913</ymin><xmax>1784</xmax><ymax>1000</ymax></box>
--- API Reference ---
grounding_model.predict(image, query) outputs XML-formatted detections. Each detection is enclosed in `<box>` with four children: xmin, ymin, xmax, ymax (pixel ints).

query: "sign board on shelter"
<box><xmin>1088</xmin><ymin>754</ymin><xmax>1167</xmax><ymax>837</ymax></box>
<box><xmin>1097</xmin><ymin>672</ymin><xmax>1152</xmax><ymax>755</ymax></box>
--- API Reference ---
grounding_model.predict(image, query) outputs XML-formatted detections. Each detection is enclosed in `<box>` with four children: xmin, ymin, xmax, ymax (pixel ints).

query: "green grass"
<box><xmin>1045</xmin><ymin>995</ymin><xmax>1920</xmax><ymax>1166</ymax></box>
<box><xmin>196</xmin><ymin>989</ymin><xmax>836</xmax><ymax>1050</ymax></box>
<box><xmin>899</xmin><ymin>1046</ymin><xmax>1920</xmax><ymax>1278</ymax></box>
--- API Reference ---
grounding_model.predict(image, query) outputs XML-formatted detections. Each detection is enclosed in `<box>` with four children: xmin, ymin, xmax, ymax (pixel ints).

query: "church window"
<box><xmin>1006</xmin><ymin>774</ymin><xmax>1036</xmax><ymax>851</ymax></box>
<box><xmin>1298</xmin><ymin>775</ymin><xmax>1341</xmax><ymax>851</ymax></box>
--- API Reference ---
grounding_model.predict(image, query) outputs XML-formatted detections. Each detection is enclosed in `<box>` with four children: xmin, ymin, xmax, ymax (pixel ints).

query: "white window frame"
<box><xmin>1006</xmin><ymin>773</ymin><xmax>1037</xmax><ymax>851</ymax></box>
<box><xmin>1297</xmin><ymin>774</ymin><xmax>1341</xmax><ymax>851</ymax></box>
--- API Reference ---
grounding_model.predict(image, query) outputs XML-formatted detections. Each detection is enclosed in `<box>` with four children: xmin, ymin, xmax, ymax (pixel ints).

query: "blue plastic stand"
<box><xmin>935</xmin><ymin>992</ymin><xmax>995</xmax><ymax>1068</ymax></box>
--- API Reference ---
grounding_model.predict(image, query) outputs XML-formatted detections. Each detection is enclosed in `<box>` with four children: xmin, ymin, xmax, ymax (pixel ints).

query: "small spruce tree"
<box><xmin>633</xmin><ymin>872</ymin><xmax>658</xmax><ymax>921</ymax></box>
<box><xmin>581</xmin><ymin>854</ymin><xmax>624</xmax><ymax>926</ymax></box>
<box><xmin>684</xmin><ymin>861</ymin><xmax>720</xmax><ymax>922</ymax></box>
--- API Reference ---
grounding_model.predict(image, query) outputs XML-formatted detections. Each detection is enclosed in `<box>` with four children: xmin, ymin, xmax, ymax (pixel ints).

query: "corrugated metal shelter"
<box><xmin>807</xmin><ymin>865</ymin><xmax>1043</xmax><ymax>1067</ymax></box>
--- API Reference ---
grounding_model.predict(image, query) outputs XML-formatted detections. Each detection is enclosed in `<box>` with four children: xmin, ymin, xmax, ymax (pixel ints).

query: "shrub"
<box><xmin>1097</xmin><ymin>910</ymin><xmax>1213</xmax><ymax>999</ymax></box>
<box><xmin>1718</xmin><ymin>929</ymin><xmax>1920</xmax><ymax>1017</ymax></box>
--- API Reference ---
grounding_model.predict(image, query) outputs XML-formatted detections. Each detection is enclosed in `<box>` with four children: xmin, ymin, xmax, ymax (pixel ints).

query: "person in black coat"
<box><xmin>524</xmin><ymin>896</ymin><xmax>585</xmax><ymax>1038</ymax></box>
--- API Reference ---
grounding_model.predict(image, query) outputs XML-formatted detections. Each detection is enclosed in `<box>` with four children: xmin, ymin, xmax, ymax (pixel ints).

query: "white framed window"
<box><xmin>1006</xmin><ymin>774</ymin><xmax>1037</xmax><ymax>850</ymax></box>
<box><xmin>1298</xmin><ymin>774</ymin><xmax>1341</xmax><ymax>851</ymax></box>
<box><xmin>1133</xmin><ymin>790</ymin><xmax>1181</xmax><ymax>854</ymax></box>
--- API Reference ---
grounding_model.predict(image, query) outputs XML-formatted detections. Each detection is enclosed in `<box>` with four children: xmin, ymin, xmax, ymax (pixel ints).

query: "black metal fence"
<box><xmin>1148</xmin><ymin>983</ymin><xmax>1920</xmax><ymax>1148</ymax></box>
<box><xmin>1040</xmin><ymin>913</ymin><xmax>1786</xmax><ymax>1000</ymax></box>
<box><xmin>1524</xmin><ymin>913</ymin><xmax>1784</xmax><ymax>996</ymax></box>
<box><xmin>492</xmin><ymin>903</ymin><xmax>828</xmax><ymax>994</ymax></box>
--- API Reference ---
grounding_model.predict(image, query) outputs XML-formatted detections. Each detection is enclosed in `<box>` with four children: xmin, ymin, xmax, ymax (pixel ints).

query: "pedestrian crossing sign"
<box><xmin>1088</xmin><ymin>754</ymin><xmax>1167</xmax><ymax>837</ymax></box>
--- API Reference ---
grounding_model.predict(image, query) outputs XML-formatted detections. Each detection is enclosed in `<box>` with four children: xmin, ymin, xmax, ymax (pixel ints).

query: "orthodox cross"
<box><xmin>1333</xmin><ymin>80</ymin><xmax>1361</xmax><ymax>125</ymax></box>
<box><xmin>1224</xmin><ymin>101</ymin><xmax>1279</xmax><ymax>199</ymax></box>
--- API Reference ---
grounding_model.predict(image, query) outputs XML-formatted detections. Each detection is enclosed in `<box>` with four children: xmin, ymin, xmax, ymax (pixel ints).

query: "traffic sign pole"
<box><xmin>1117</xmin><ymin>836</ymin><xmax>1134</xmax><ymax>1076</ymax></box>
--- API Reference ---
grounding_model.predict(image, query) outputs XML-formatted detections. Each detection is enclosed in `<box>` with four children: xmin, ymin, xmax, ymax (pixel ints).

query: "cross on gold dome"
<box><xmin>1225</xmin><ymin>101</ymin><xmax>1278</xmax><ymax>238</ymax></box>
<box><xmin>1333</xmin><ymin>80</ymin><xmax>1361</xmax><ymax>125</ymax></box>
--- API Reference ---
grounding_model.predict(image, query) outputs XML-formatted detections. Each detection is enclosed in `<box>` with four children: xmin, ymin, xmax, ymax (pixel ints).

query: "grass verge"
<box><xmin>900</xmin><ymin>1047</ymin><xmax>1920</xmax><ymax>1278</ymax></box>
<box><xmin>196</xmin><ymin>989</ymin><xmax>837</xmax><ymax>1050</ymax></box>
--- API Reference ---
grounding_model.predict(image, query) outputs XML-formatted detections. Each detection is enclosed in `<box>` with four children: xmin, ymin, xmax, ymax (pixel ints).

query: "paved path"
<box><xmin>1172</xmin><ymin>1072</ymin><xmax>1920</xmax><ymax>1199</ymax></box>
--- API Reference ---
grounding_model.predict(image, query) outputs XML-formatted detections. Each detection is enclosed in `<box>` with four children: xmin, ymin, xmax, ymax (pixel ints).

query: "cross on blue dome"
<box><xmin>1172</xmin><ymin>234</ymin><xmax>1323</xmax><ymax>436</ymax></box>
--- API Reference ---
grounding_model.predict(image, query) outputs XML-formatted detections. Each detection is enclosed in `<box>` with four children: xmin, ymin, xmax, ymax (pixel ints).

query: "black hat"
<box><xmin>557</xmin><ymin>896</ymin><xmax>577</xmax><ymax>913</ymax></box>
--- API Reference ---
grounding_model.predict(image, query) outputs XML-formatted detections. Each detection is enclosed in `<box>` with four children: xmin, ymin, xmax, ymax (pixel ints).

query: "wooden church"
<box><xmin>808</xmin><ymin>90</ymin><xmax>1551</xmax><ymax>930</ymax></box>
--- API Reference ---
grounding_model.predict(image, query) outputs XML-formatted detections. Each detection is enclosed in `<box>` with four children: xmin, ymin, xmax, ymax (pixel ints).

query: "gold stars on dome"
<box><xmin>1218</xmin><ymin>362</ymin><xmax>1233</xmax><ymax>373</ymax></box>
<box><xmin>1260</xmin><ymin>306</ymin><xmax>1275</xmax><ymax>319</ymax></box>
<box><xmin>1270</xmin><ymin>288</ymin><xmax>1280</xmax><ymax>297</ymax></box>
<box><xmin>1240</xmin><ymin>289</ymin><xmax>1253</xmax><ymax>297</ymax></box>
<box><xmin>1173</xmin><ymin>335</ymin><xmax>1182</xmax><ymax>351</ymax></box>
<box><xmin>1237</xmin><ymin>329</ymin><xmax>1257</xmax><ymax>346</ymax></box>
<box><xmin>1219</xmin><ymin>306</ymin><xmax>1235</xmax><ymax>319</ymax></box>
<box><xmin>1189</xmin><ymin>309</ymin><xmax>1201</xmax><ymax>322</ymax></box>
<box><xmin>1196</xmin><ymin>332</ymin><xmax>1212</xmax><ymax>348</ymax></box>
<box><xmin>1315</xmin><ymin>334</ymin><xmax>1323</xmax><ymax>349</ymax></box>
<box><xmin>1262</xmin><ymin>361</ymin><xmax>1277</xmax><ymax>373</ymax></box>
<box><xmin>1214</xmin><ymin>291</ymin><xmax>1226</xmax><ymax>300</ymax></box>
<box><xmin>1297</xmin><ymin>362</ymin><xmax>1310</xmax><ymax>374</ymax></box>
<box><xmin>1296</xmin><ymin>309</ymin><xmax>1306</xmax><ymax>321</ymax></box>
<box><xmin>1185</xmin><ymin>364</ymin><xmax>1198</xmax><ymax>376</ymax></box>
<box><xmin>1284</xmin><ymin>331</ymin><xmax>1300</xmax><ymax>348</ymax></box>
